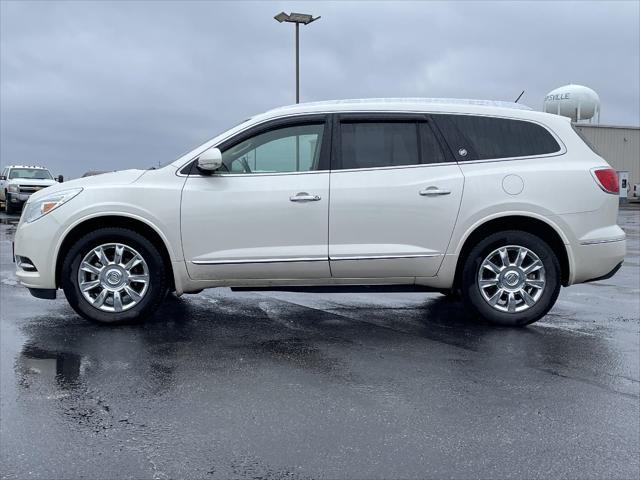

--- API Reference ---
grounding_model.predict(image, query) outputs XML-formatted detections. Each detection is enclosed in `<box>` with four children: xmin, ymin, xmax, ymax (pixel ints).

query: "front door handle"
<box><xmin>290</xmin><ymin>192</ymin><xmax>321</xmax><ymax>202</ymax></box>
<box><xmin>419</xmin><ymin>186</ymin><xmax>451</xmax><ymax>196</ymax></box>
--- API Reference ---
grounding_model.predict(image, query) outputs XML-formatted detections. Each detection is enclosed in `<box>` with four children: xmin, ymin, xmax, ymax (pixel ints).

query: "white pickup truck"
<box><xmin>0</xmin><ymin>165</ymin><xmax>62</xmax><ymax>214</ymax></box>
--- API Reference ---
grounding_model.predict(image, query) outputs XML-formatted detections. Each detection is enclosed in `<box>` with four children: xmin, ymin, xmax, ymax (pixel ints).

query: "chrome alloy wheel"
<box><xmin>77</xmin><ymin>243</ymin><xmax>150</xmax><ymax>312</ymax></box>
<box><xmin>477</xmin><ymin>245</ymin><xmax>546</xmax><ymax>313</ymax></box>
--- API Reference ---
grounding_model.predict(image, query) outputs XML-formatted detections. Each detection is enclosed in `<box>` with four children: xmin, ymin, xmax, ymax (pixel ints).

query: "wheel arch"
<box><xmin>55</xmin><ymin>214</ymin><xmax>176</xmax><ymax>291</ymax></box>
<box><xmin>452</xmin><ymin>215</ymin><xmax>571</xmax><ymax>289</ymax></box>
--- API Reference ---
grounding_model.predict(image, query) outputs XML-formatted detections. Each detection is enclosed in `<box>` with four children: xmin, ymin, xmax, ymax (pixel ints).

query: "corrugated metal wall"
<box><xmin>574</xmin><ymin>125</ymin><xmax>640</xmax><ymax>187</ymax></box>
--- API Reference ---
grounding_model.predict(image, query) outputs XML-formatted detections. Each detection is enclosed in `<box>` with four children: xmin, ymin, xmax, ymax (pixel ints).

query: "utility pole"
<box><xmin>274</xmin><ymin>12</ymin><xmax>320</xmax><ymax>104</ymax></box>
<box><xmin>295</xmin><ymin>22</ymin><xmax>299</xmax><ymax>103</ymax></box>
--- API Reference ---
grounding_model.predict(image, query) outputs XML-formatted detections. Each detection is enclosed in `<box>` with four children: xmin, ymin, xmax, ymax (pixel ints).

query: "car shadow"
<box><xmin>17</xmin><ymin>286</ymin><xmax>634</xmax><ymax>405</ymax></box>
<box><xmin>14</xmin><ymin>291</ymin><xmax>539</xmax><ymax>391</ymax></box>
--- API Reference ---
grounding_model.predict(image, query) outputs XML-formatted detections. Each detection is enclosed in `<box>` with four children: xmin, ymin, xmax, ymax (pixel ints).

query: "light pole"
<box><xmin>274</xmin><ymin>12</ymin><xmax>320</xmax><ymax>104</ymax></box>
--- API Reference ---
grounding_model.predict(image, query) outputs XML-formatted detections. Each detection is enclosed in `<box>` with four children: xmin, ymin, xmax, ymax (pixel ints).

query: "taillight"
<box><xmin>591</xmin><ymin>168</ymin><xmax>619</xmax><ymax>194</ymax></box>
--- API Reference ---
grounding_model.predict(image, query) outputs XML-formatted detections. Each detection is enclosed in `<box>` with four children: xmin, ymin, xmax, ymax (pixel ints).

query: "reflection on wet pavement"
<box><xmin>1</xmin><ymin>209</ymin><xmax>639</xmax><ymax>479</ymax></box>
<box><xmin>0</xmin><ymin>213</ymin><xmax>19</xmax><ymax>243</ymax></box>
<box><xmin>17</xmin><ymin>344</ymin><xmax>84</xmax><ymax>389</ymax></box>
<box><xmin>0</xmin><ymin>212</ymin><xmax>20</xmax><ymax>225</ymax></box>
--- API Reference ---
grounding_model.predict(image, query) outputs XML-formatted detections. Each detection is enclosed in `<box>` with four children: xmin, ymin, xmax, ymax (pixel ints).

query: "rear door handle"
<box><xmin>419</xmin><ymin>187</ymin><xmax>451</xmax><ymax>196</ymax></box>
<box><xmin>290</xmin><ymin>192</ymin><xmax>321</xmax><ymax>202</ymax></box>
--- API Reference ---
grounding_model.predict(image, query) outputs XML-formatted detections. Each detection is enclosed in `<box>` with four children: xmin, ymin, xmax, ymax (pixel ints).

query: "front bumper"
<box><xmin>13</xmin><ymin>193</ymin><xmax>32</xmax><ymax>202</ymax></box>
<box><xmin>13</xmin><ymin>211</ymin><xmax>61</xmax><ymax>291</ymax></box>
<box><xmin>6</xmin><ymin>192</ymin><xmax>31</xmax><ymax>207</ymax></box>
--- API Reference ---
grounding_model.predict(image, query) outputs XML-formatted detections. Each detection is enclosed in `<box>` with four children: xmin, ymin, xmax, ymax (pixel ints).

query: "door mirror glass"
<box><xmin>0</xmin><ymin>175</ymin><xmax>6</xmax><ymax>181</ymax></box>
<box><xmin>197</xmin><ymin>147</ymin><xmax>223</xmax><ymax>172</ymax></box>
<box><xmin>57</xmin><ymin>175</ymin><xmax>64</xmax><ymax>183</ymax></box>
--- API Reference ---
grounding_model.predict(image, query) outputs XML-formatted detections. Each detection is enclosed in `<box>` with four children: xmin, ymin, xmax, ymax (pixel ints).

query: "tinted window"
<box><xmin>420</xmin><ymin>123</ymin><xmax>446</xmax><ymax>164</ymax></box>
<box><xmin>340</xmin><ymin>122</ymin><xmax>420</xmax><ymax>169</ymax></box>
<box><xmin>437</xmin><ymin>115</ymin><xmax>560</xmax><ymax>160</ymax></box>
<box><xmin>221</xmin><ymin>123</ymin><xmax>324</xmax><ymax>174</ymax></box>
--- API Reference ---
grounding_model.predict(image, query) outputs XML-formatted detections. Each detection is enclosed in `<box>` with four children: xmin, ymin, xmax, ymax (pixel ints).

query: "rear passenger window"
<box><xmin>437</xmin><ymin>115</ymin><xmax>561</xmax><ymax>160</ymax></box>
<box><xmin>340</xmin><ymin>122</ymin><xmax>420</xmax><ymax>169</ymax></box>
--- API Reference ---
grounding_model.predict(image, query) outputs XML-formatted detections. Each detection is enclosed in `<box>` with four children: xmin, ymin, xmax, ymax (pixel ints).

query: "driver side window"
<box><xmin>221</xmin><ymin>123</ymin><xmax>324</xmax><ymax>174</ymax></box>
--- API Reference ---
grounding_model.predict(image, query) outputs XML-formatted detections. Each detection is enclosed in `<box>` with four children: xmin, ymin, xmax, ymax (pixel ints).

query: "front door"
<box><xmin>181</xmin><ymin>116</ymin><xmax>331</xmax><ymax>281</ymax></box>
<box><xmin>329</xmin><ymin>115</ymin><xmax>464</xmax><ymax>278</ymax></box>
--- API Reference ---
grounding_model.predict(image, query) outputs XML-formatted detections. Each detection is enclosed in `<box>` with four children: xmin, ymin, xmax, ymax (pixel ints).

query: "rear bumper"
<box><xmin>584</xmin><ymin>261</ymin><xmax>623</xmax><ymax>283</ymax></box>
<box><xmin>569</xmin><ymin>238</ymin><xmax>626</xmax><ymax>285</ymax></box>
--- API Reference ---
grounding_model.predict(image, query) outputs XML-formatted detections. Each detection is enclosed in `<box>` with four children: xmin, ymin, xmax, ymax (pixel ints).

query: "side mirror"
<box><xmin>57</xmin><ymin>175</ymin><xmax>64</xmax><ymax>183</ymax></box>
<box><xmin>197</xmin><ymin>147</ymin><xmax>223</xmax><ymax>172</ymax></box>
<box><xmin>0</xmin><ymin>175</ymin><xmax>6</xmax><ymax>181</ymax></box>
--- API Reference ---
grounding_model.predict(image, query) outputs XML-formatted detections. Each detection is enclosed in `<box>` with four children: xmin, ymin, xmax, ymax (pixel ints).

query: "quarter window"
<box><xmin>339</xmin><ymin>122</ymin><xmax>420</xmax><ymax>169</ymax></box>
<box><xmin>437</xmin><ymin>115</ymin><xmax>561</xmax><ymax>160</ymax></box>
<box><xmin>220</xmin><ymin>123</ymin><xmax>324</xmax><ymax>174</ymax></box>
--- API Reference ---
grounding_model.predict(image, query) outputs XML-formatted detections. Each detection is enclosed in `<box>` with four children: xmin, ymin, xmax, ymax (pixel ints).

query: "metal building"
<box><xmin>573</xmin><ymin>124</ymin><xmax>640</xmax><ymax>196</ymax></box>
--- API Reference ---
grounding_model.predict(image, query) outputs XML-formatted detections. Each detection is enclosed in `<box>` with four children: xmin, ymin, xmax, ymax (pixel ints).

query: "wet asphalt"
<box><xmin>0</xmin><ymin>209</ymin><xmax>639</xmax><ymax>480</ymax></box>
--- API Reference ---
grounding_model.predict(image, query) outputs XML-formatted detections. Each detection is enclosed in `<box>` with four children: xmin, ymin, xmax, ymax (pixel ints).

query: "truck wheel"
<box><xmin>4</xmin><ymin>193</ymin><xmax>17</xmax><ymax>214</ymax></box>
<box><xmin>461</xmin><ymin>230</ymin><xmax>561</xmax><ymax>326</ymax></box>
<box><xmin>61</xmin><ymin>227</ymin><xmax>169</xmax><ymax>324</ymax></box>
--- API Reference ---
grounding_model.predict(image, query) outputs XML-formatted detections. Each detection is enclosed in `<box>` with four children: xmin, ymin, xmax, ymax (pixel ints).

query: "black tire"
<box><xmin>4</xmin><ymin>193</ymin><xmax>17</xmax><ymax>214</ymax></box>
<box><xmin>61</xmin><ymin>227</ymin><xmax>169</xmax><ymax>324</ymax></box>
<box><xmin>461</xmin><ymin>230</ymin><xmax>561</xmax><ymax>326</ymax></box>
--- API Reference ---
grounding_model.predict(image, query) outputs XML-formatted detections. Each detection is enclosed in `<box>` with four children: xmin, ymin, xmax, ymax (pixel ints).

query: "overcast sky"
<box><xmin>1</xmin><ymin>0</ymin><xmax>639</xmax><ymax>177</ymax></box>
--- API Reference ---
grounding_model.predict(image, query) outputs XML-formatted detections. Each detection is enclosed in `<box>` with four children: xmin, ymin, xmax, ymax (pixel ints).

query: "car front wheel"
<box><xmin>61</xmin><ymin>228</ymin><xmax>168</xmax><ymax>324</ymax></box>
<box><xmin>461</xmin><ymin>230</ymin><xmax>561</xmax><ymax>326</ymax></box>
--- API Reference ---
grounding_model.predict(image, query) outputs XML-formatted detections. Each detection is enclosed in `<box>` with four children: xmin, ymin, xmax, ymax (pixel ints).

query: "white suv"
<box><xmin>12</xmin><ymin>99</ymin><xmax>626</xmax><ymax>326</ymax></box>
<box><xmin>1</xmin><ymin>165</ymin><xmax>60</xmax><ymax>214</ymax></box>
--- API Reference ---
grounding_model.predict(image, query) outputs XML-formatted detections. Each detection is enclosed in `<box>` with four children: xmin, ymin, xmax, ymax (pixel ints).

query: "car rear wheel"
<box><xmin>61</xmin><ymin>228</ymin><xmax>168</xmax><ymax>324</ymax></box>
<box><xmin>461</xmin><ymin>230</ymin><xmax>561</xmax><ymax>326</ymax></box>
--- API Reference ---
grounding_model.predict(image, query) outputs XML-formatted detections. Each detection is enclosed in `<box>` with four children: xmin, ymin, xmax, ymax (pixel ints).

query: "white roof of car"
<box><xmin>249</xmin><ymin>97</ymin><xmax>556</xmax><ymax>125</ymax></box>
<box><xmin>247</xmin><ymin>97</ymin><xmax>567</xmax><ymax>129</ymax></box>
<box><xmin>267</xmin><ymin>97</ymin><xmax>533</xmax><ymax>115</ymax></box>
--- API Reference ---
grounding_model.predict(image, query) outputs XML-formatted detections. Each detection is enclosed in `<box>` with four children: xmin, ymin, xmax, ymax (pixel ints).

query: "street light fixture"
<box><xmin>274</xmin><ymin>11</ymin><xmax>320</xmax><ymax>103</ymax></box>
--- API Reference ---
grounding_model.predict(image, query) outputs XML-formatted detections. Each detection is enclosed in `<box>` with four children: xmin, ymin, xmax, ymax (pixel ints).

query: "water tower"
<box><xmin>543</xmin><ymin>84</ymin><xmax>600</xmax><ymax>123</ymax></box>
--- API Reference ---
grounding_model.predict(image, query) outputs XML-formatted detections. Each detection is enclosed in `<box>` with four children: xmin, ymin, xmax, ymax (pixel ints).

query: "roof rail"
<box><xmin>267</xmin><ymin>97</ymin><xmax>533</xmax><ymax>113</ymax></box>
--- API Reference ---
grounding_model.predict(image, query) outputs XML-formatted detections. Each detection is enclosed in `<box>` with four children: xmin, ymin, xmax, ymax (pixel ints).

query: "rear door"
<box><xmin>328</xmin><ymin>114</ymin><xmax>464</xmax><ymax>278</ymax></box>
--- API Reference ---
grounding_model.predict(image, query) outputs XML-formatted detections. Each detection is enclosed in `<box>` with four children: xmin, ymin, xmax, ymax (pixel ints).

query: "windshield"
<box><xmin>8</xmin><ymin>168</ymin><xmax>53</xmax><ymax>180</ymax></box>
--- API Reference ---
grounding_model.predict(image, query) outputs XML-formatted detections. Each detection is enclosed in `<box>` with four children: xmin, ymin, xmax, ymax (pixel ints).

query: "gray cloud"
<box><xmin>1</xmin><ymin>0</ymin><xmax>639</xmax><ymax>177</ymax></box>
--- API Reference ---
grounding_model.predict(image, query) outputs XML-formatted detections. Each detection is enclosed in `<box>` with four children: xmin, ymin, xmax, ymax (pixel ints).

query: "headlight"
<box><xmin>7</xmin><ymin>184</ymin><xmax>19</xmax><ymax>193</ymax></box>
<box><xmin>22</xmin><ymin>188</ymin><xmax>83</xmax><ymax>223</ymax></box>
